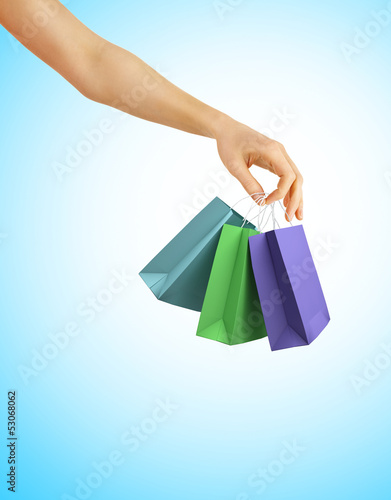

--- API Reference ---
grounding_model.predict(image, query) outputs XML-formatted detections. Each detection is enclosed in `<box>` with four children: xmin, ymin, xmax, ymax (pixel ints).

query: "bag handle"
<box><xmin>230</xmin><ymin>191</ymin><xmax>267</xmax><ymax>228</ymax></box>
<box><xmin>231</xmin><ymin>192</ymin><xmax>293</xmax><ymax>232</ymax></box>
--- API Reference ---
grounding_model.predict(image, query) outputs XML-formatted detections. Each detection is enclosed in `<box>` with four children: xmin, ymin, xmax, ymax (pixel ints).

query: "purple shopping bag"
<box><xmin>249</xmin><ymin>225</ymin><xmax>330</xmax><ymax>351</ymax></box>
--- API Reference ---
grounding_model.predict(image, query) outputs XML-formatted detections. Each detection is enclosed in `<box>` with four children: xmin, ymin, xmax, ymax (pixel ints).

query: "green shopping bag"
<box><xmin>196</xmin><ymin>224</ymin><xmax>267</xmax><ymax>345</ymax></box>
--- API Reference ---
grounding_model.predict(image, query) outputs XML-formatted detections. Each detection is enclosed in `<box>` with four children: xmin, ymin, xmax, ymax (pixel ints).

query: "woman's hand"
<box><xmin>213</xmin><ymin>115</ymin><xmax>303</xmax><ymax>221</ymax></box>
<box><xmin>0</xmin><ymin>0</ymin><xmax>303</xmax><ymax>222</ymax></box>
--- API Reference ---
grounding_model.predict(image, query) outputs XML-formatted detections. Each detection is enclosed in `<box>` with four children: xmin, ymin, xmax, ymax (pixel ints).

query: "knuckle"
<box><xmin>226</xmin><ymin>160</ymin><xmax>241</xmax><ymax>174</ymax></box>
<box><xmin>262</xmin><ymin>139</ymin><xmax>278</xmax><ymax>152</ymax></box>
<box><xmin>287</xmin><ymin>171</ymin><xmax>296</xmax><ymax>182</ymax></box>
<box><xmin>268</xmin><ymin>141</ymin><xmax>281</xmax><ymax>152</ymax></box>
<box><xmin>241</xmin><ymin>177</ymin><xmax>253</xmax><ymax>189</ymax></box>
<box><xmin>274</xmin><ymin>188</ymin><xmax>285</xmax><ymax>199</ymax></box>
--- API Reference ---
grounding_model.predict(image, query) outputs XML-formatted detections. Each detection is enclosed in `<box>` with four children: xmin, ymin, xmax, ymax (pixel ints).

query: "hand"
<box><xmin>0</xmin><ymin>0</ymin><xmax>303</xmax><ymax>222</ymax></box>
<box><xmin>213</xmin><ymin>115</ymin><xmax>303</xmax><ymax>221</ymax></box>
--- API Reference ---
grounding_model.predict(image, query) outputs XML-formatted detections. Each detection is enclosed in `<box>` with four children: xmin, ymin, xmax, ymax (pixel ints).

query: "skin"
<box><xmin>0</xmin><ymin>0</ymin><xmax>303</xmax><ymax>220</ymax></box>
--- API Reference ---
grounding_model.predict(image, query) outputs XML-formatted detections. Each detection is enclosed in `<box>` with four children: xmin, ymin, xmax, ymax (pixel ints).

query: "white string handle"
<box><xmin>256</xmin><ymin>198</ymin><xmax>292</xmax><ymax>232</ymax></box>
<box><xmin>240</xmin><ymin>192</ymin><xmax>268</xmax><ymax>228</ymax></box>
<box><xmin>229</xmin><ymin>191</ymin><xmax>267</xmax><ymax>228</ymax></box>
<box><xmin>231</xmin><ymin>192</ymin><xmax>293</xmax><ymax>232</ymax></box>
<box><xmin>230</xmin><ymin>192</ymin><xmax>267</xmax><ymax>211</ymax></box>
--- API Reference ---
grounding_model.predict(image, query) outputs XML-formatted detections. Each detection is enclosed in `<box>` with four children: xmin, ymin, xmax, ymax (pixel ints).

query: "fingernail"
<box><xmin>299</xmin><ymin>208</ymin><xmax>303</xmax><ymax>219</ymax></box>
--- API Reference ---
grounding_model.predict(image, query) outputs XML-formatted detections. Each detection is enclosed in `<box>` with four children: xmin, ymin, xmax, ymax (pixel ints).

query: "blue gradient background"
<box><xmin>1</xmin><ymin>0</ymin><xmax>391</xmax><ymax>498</ymax></box>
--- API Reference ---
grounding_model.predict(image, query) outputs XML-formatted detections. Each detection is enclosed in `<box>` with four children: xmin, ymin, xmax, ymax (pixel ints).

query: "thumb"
<box><xmin>229</xmin><ymin>160</ymin><xmax>265</xmax><ymax>204</ymax></box>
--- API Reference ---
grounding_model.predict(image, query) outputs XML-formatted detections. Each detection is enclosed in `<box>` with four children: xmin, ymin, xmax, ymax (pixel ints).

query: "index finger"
<box><xmin>263</xmin><ymin>150</ymin><xmax>296</xmax><ymax>204</ymax></box>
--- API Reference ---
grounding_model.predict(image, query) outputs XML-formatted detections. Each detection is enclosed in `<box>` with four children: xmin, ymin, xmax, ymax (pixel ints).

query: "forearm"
<box><xmin>0</xmin><ymin>0</ymin><xmax>304</xmax><ymax>217</ymax></box>
<box><xmin>86</xmin><ymin>42</ymin><xmax>227</xmax><ymax>138</ymax></box>
<box><xmin>0</xmin><ymin>0</ymin><xmax>227</xmax><ymax>138</ymax></box>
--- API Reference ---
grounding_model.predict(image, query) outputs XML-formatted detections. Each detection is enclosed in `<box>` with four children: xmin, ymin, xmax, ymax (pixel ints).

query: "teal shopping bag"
<box><xmin>139</xmin><ymin>197</ymin><xmax>255</xmax><ymax>311</ymax></box>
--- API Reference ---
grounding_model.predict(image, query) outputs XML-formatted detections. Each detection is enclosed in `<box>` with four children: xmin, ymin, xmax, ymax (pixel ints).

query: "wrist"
<box><xmin>199</xmin><ymin>108</ymin><xmax>234</xmax><ymax>140</ymax></box>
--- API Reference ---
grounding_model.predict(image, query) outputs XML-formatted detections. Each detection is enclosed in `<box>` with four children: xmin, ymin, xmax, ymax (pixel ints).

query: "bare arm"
<box><xmin>0</xmin><ymin>0</ymin><xmax>303</xmax><ymax>219</ymax></box>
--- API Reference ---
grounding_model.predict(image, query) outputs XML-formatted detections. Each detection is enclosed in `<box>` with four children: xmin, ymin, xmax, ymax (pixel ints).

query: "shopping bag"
<box><xmin>139</xmin><ymin>197</ymin><xmax>255</xmax><ymax>311</ymax></box>
<box><xmin>196</xmin><ymin>224</ymin><xmax>267</xmax><ymax>345</ymax></box>
<box><xmin>249</xmin><ymin>225</ymin><xmax>330</xmax><ymax>351</ymax></box>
